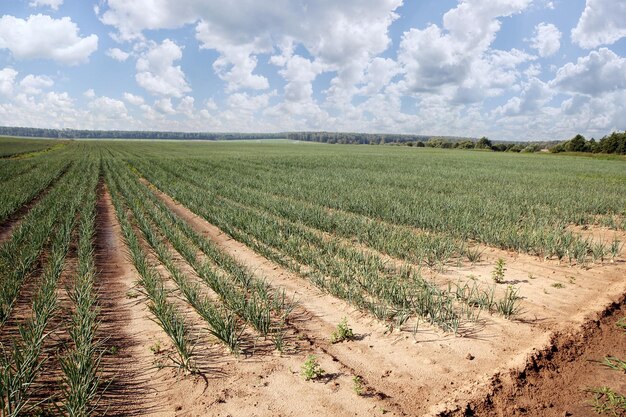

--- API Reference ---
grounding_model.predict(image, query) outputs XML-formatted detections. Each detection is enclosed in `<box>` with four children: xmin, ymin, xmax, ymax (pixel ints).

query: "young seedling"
<box><xmin>301</xmin><ymin>355</ymin><xmax>325</xmax><ymax>381</ymax></box>
<box><xmin>617</xmin><ymin>318</ymin><xmax>626</xmax><ymax>331</ymax></box>
<box><xmin>551</xmin><ymin>282</ymin><xmax>565</xmax><ymax>289</ymax></box>
<box><xmin>601</xmin><ymin>356</ymin><xmax>626</xmax><ymax>373</ymax></box>
<box><xmin>150</xmin><ymin>341</ymin><xmax>162</xmax><ymax>355</ymax></box>
<box><xmin>588</xmin><ymin>386</ymin><xmax>626</xmax><ymax>415</ymax></box>
<box><xmin>331</xmin><ymin>317</ymin><xmax>354</xmax><ymax>344</ymax></box>
<box><xmin>353</xmin><ymin>375</ymin><xmax>365</xmax><ymax>396</ymax></box>
<box><xmin>492</xmin><ymin>258</ymin><xmax>506</xmax><ymax>284</ymax></box>
<box><xmin>610</xmin><ymin>238</ymin><xmax>623</xmax><ymax>262</ymax></box>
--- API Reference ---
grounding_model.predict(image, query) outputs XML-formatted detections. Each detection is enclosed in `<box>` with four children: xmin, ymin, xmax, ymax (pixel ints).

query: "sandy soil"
<box><xmin>146</xmin><ymin>181</ymin><xmax>626</xmax><ymax>416</ymax></box>
<box><xmin>3</xmin><ymin>176</ymin><xmax>624</xmax><ymax>416</ymax></box>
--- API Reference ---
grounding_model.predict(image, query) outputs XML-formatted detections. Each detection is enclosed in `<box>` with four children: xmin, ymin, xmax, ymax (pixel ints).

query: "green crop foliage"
<box><xmin>330</xmin><ymin>317</ymin><xmax>355</xmax><ymax>344</ymax></box>
<box><xmin>301</xmin><ymin>355</ymin><xmax>325</xmax><ymax>381</ymax></box>
<box><xmin>588</xmin><ymin>387</ymin><xmax>626</xmax><ymax>416</ymax></box>
<box><xmin>492</xmin><ymin>258</ymin><xmax>506</xmax><ymax>284</ymax></box>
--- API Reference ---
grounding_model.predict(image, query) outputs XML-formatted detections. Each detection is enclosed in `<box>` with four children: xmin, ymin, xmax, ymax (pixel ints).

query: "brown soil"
<box><xmin>464</xmin><ymin>296</ymin><xmax>626</xmax><ymax>417</ymax></box>
<box><xmin>145</xmin><ymin>180</ymin><xmax>626</xmax><ymax>416</ymax></box>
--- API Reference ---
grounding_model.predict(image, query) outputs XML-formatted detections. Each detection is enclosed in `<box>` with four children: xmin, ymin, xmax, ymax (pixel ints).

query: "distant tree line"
<box><xmin>0</xmin><ymin>126</ymin><xmax>287</xmax><ymax>140</ymax></box>
<box><xmin>285</xmin><ymin>131</ymin><xmax>435</xmax><ymax>144</ymax></box>
<box><xmin>550</xmin><ymin>131</ymin><xmax>626</xmax><ymax>155</ymax></box>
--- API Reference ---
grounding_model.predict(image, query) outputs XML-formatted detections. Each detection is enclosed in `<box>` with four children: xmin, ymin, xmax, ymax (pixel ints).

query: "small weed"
<box><xmin>353</xmin><ymin>375</ymin><xmax>365</xmax><ymax>396</ymax></box>
<box><xmin>126</xmin><ymin>290</ymin><xmax>139</xmax><ymax>299</ymax></box>
<box><xmin>107</xmin><ymin>345</ymin><xmax>119</xmax><ymax>355</ymax></box>
<box><xmin>492</xmin><ymin>258</ymin><xmax>506</xmax><ymax>284</ymax></box>
<box><xmin>588</xmin><ymin>386</ymin><xmax>626</xmax><ymax>416</ymax></box>
<box><xmin>150</xmin><ymin>341</ymin><xmax>162</xmax><ymax>355</ymax></box>
<box><xmin>331</xmin><ymin>317</ymin><xmax>354</xmax><ymax>344</ymax></box>
<box><xmin>617</xmin><ymin>318</ymin><xmax>626</xmax><ymax>331</ymax></box>
<box><xmin>301</xmin><ymin>355</ymin><xmax>325</xmax><ymax>381</ymax></box>
<box><xmin>551</xmin><ymin>282</ymin><xmax>565</xmax><ymax>289</ymax></box>
<box><xmin>568</xmin><ymin>276</ymin><xmax>577</xmax><ymax>284</ymax></box>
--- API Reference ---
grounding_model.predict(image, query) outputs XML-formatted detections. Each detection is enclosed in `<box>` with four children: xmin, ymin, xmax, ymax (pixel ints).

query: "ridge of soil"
<box><xmin>459</xmin><ymin>294</ymin><xmax>626</xmax><ymax>416</ymax></box>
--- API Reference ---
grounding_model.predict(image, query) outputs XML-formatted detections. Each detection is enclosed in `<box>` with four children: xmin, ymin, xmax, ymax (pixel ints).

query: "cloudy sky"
<box><xmin>0</xmin><ymin>0</ymin><xmax>625</xmax><ymax>140</ymax></box>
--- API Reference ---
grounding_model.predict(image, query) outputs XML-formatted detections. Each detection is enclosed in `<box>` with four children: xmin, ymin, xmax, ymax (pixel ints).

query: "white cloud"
<box><xmin>87</xmin><ymin>96</ymin><xmax>128</xmax><ymax>119</ymax></box>
<box><xmin>123</xmin><ymin>92</ymin><xmax>145</xmax><ymax>106</ymax></box>
<box><xmin>106</xmin><ymin>47</ymin><xmax>130</xmax><ymax>62</ymax></box>
<box><xmin>154</xmin><ymin>97</ymin><xmax>175</xmax><ymax>114</ymax></box>
<box><xmin>397</xmin><ymin>0</ymin><xmax>533</xmax><ymax>103</ymax></box>
<box><xmin>0</xmin><ymin>68</ymin><xmax>18</xmax><ymax>96</ymax></box>
<box><xmin>20</xmin><ymin>74</ymin><xmax>54</xmax><ymax>95</ymax></box>
<box><xmin>494</xmin><ymin>77</ymin><xmax>553</xmax><ymax>116</ymax></box>
<box><xmin>135</xmin><ymin>39</ymin><xmax>190</xmax><ymax>97</ymax></box>
<box><xmin>551</xmin><ymin>48</ymin><xmax>626</xmax><ymax>95</ymax></box>
<box><xmin>177</xmin><ymin>96</ymin><xmax>195</xmax><ymax>116</ymax></box>
<box><xmin>29</xmin><ymin>0</ymin><xmax>63</xmax><ymax>10</ymax></box>
<box><xmin>572</xmin><ymin>0</ymin><xmax>626</xmax><ymax>48</ymax></box>
<box><xmin>0</xmin><ymin>14</ymin><xmax>98</xmax><ymax>65</ymax></box>
<box><xmin>530</xmin><ymin>23</ymin><xmax>561</xmax><ymax>57</ymax></box>
<box><xmin>101</xmin><ymin>0</ymin><xmax>401</xmax><ymax>97</ymax></box>
<box><xmin>83</xmin><ymin>88</ymin><xmax>95</xmax><ymax>98</ymax></box>
<box><xmin>226</xmin><ymin>92</ymin><xmax>271</xmax><ymax>113</ymax></box>
<box><xmin>276</xmin><ymin>54</ymin><xmax>323</xmax><ymax>104</ymax></box>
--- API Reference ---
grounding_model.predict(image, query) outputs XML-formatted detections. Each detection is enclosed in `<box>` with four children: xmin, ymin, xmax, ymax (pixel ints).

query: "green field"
<box><xmin>0</xmin><ymin>138</ymin><xmax>624</xmax><ymax>415</ymax></box>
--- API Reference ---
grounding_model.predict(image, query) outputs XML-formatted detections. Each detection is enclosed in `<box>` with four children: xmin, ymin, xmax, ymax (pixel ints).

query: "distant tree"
<box><xmin>565</xmin><ymin>134</ymin><xmax>587</xmax><ymax>152</ymax></box>
<box><xmin>475</xmin><ymin>137</ymin><xmax>492</xmax><ymax>149</ymax></box>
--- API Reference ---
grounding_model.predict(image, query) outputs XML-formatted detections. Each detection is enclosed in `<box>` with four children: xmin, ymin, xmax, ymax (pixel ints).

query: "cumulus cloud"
<box><xmin>0</xmin><ymin>68</ymin><xmax>18</xmax><ymax>96</ymax></box>
<box><xmin>0</xmin><ymin>14</ymin><xmax>98</xmax><ymax>65</ymax></box>
<box><xmin>20</xmin><ymin>74</ymin><xmax>54</xmax><ymax>94</ymax></box>
<box><xmin>87</xmin><ymin>96</ymin><xmax>128</xmax><ymax>119</ymax></box>
<box><xmin>530</xmin><ymin>23</ymin><xmax>561</xmax><ymax>57</ymax></box>
<box><xmin>397</xmin><ymin>0</ymin><xmax>533</xmax><ymax>103</ymax></box>
<box><xmin>571</xmin><ymin>0</ymin><xmax>626</xmax><ymax>48</ymax></box>
<box><xmin>494</xmin><ymin>77</ymin><xmax>553</xmax><ymax>116</ymax></box>
<box><xmin>101</xmin><ymin>0</ymin><xmax>401</xmax><ymax>97</ymax></box>
<box><xmin>29</xmin><ymin>0</ymin><xmax>63</xmax><ymax>10</ymax></box>
<box><xmin>106</xmin><ymin>47</ymin><xmax>130</xmax><ymax>62</ymax></box>
<box><xmin>123</xmin><ymin>92</ymin><xmax>145</xmax><ymax>106</ymax></box>
<box><xmin>154</xmin><ymin>97</ymin><xmax>175</xmax><ymax>114</ymax></box>
<box><xmin>551</xmin><ymin>48</ymin><xmax>626</xmax><ymax>95</ymax></box>
<box><xmin>135</xmin><ymin>39</ymin><xmax>190</xmax><ymax>97</ymax></box>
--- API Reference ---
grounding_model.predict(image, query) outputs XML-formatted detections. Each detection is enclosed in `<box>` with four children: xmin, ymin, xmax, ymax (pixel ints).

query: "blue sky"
<box><xmin>0</xmin><ymin>0</ymin><xmax>625</xmax><ymax>140</ymax></box>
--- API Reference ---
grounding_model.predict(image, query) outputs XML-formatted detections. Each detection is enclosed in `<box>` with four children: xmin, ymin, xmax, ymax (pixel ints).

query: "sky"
<box><xmin>0</xmin><ymin>0</ymin><xmax>625</xmax><ymax>141</ymax></box>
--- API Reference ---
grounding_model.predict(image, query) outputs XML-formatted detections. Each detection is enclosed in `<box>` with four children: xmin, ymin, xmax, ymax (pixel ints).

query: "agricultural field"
<box><xmin>0</xmin><ymin>137</ymin><xmax>625</xmax><ymax>416</ymax></box>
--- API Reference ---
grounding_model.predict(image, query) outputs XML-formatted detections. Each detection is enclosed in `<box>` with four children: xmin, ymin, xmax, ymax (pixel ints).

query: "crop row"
<box><xmin>136</xmin><ymin>148</ymin><xmax>624</xmax><ymax>260</ymax></box>
<box><xmin>0</xmin><ymin>156</ymin><xmax>99</xmax><ymax>416</ymax></box>
<box><xmin>128</xmin><ymin>156</ymin><xmax>517</xmax><ymax>333</ymax></box>
<box><xmin>0</xmin><ymin>152</ymin><xmax>70</xmax><ymax>223</ymax></box>
<box><xmin>106</xmin><ymin>158</ymin><xmax>293</xmax><ymax>352</ymax></box>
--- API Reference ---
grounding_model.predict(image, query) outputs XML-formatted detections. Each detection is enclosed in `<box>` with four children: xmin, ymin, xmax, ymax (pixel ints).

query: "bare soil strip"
<box><xmin>94</xmin><ymin>184</ymin><xmax>178</xmax><ymax>416</ymax></box>
<box><xmin>0</xmin><ymin>162</ymin><xmax>71</xmax><ymax>245</ymax></box>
